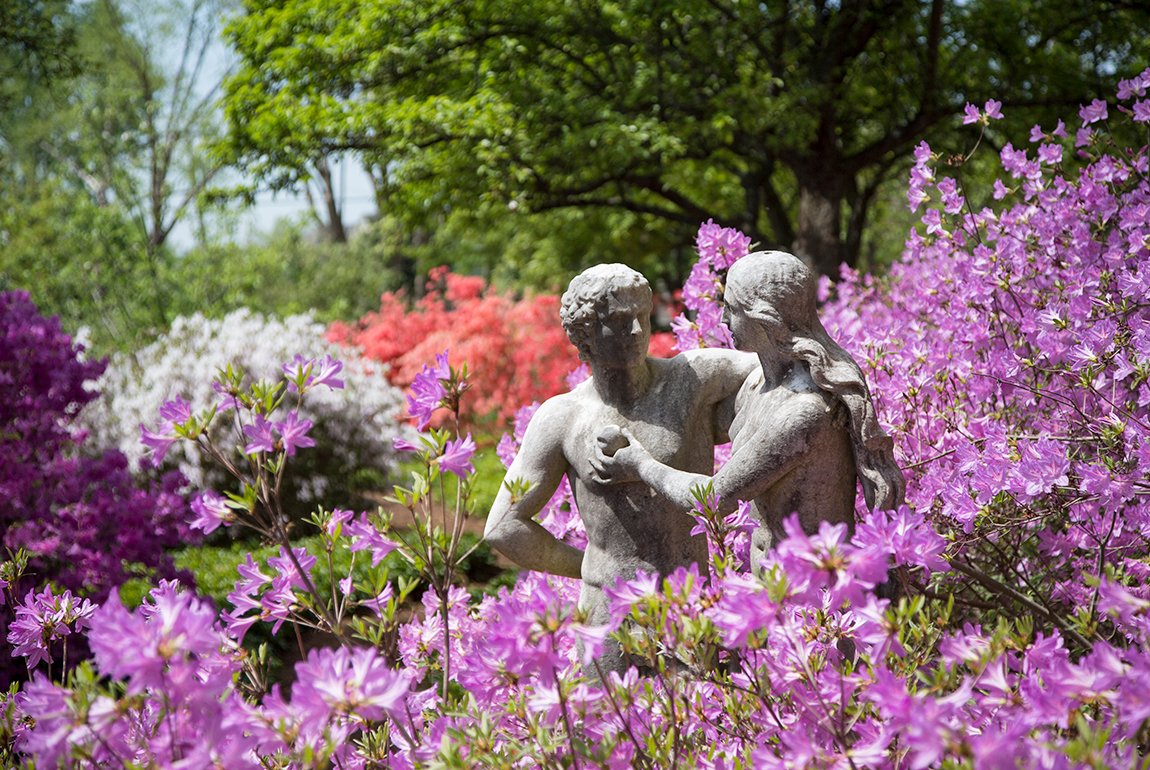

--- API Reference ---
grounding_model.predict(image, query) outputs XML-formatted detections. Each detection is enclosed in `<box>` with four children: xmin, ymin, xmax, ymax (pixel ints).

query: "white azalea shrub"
<box><xmin>83</xmin><ymin>309</ymin><xmax>411</xmax><ymax>513</ymax></box>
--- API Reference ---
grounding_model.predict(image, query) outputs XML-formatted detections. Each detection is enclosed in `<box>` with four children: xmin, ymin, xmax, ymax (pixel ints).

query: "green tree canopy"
<box><xmin>221</xmin><ymin>0</ymin><xmax>1150</xmax><ymax>279</ymax></box>
<box><xmin>1</xmin><ymin>0</ymin><xmax>234</xmax><ymax>350</ymax></box>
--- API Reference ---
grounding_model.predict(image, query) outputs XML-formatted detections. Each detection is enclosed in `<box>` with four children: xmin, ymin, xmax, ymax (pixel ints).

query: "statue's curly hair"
<box><xmin>559</xmin><ymin>264</ymin><xmax>652</xmax><ymax>362</ymax></box>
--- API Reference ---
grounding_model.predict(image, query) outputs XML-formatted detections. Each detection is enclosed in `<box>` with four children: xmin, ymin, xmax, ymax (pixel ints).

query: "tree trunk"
<box><xmin>791</xmin><ymin>163</ymin><xmax>848</xmax><ymax>277</ymax></box>
<box><xmin>310</xmin><ymin>155</ymin><xmax>348</xmax><ymax>243</ymax></box>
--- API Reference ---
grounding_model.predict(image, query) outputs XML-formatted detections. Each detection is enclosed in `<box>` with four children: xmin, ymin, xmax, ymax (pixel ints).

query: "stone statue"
<box><xmin>484</xmin><ymin>264</ymin><xmax>756</xmax><ymax>672</ymax></box>
<box><xmin>591</xmin><ymin>251</ymin><xmax>905</xmax><ymax>566</ymax></box>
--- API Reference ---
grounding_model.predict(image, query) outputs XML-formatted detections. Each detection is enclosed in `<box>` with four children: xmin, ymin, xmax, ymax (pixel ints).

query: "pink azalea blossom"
<box><xmin>438</xmin><ymin>433</ymin><xmax>476</xmax><ymax>478</ymax></box>
<box><xmin>1079</xmin><ymin>98</ymin><xmax>1109</xmax><ymax>124</ymax></box>
<box><xmin>242</xmin><ymin>412</ymin><xmax>277</xmax><ymax>455</ymax></box>
<box><xmin>190</xmin><ymin>489</ymin><xmax>233</xmax><ymax>534</ymax></box>
<box><xmin>406</xmin><ymin>350</ymin><xmax>451</xmax><ymax>429</ymax></box>
<box><xmin>277</xmin><ymin>410</ymin><xmax>315</xmax><ymax>456</ymax></box>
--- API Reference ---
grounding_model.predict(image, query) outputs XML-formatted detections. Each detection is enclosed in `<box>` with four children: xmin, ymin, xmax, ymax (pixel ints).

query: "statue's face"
<box><xmin>585</xmin><ymin>286</ymin><xmax>652</xmax><ymax>368</ymax></box>
<box><xmin>725</xmin><ymin>300</ymin><xmax>783</xmax><ymax>354</ymax></box>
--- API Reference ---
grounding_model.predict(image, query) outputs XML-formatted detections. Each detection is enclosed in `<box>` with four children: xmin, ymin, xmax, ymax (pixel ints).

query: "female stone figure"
<box><xmin>592</xmin><ymin>251</ymin><xmax>904</xmax><ymax>559</ymax></box>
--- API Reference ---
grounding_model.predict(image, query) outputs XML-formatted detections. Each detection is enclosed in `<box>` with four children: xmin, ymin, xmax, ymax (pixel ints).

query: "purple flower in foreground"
<box><xmin>346</xmin><ymin>515</ymin><xmax>397</xmax><ymax>567</ymax></box>
<box><xmin>438</xmin><ymin>433</ymin><xmax>476</xmax><ymax>478</ymax></box>
<box><xmin>407</xmin><ymin>351</ymin><xmax>450</xmax><ymax>430</ymax></box>
<box><xmin>8</xmin><ymin>586</ymin><xmax>97</xmax><ymax>667</ymax></box>
<box><xmin>211</xmin><ymin>379</ymin><xmax>239</xmax><ymax>412</ymax></box>
<box><xmin>1080</xmin><ymin>98</ymin><xmax>1108</xmax><ymax>125</ymax></box>
<box><xmin>140</xmin><ymin>425</ymin><xmax>178</xmax><ymax>467</ymax></box>
<box><xmin>12</xmin><ymin>675</ymin><xmax>74</xmax><ymax>769</ymax></box>
<box><xmin>1134</xmin><ymin>100</ymin><xmax>1150</xmax><ymax>123</ymax></box>
<box><xmin>362</xmin><ymin>583</ymin><xmax>394</xmax><ymax>617</ymax></box>
<box><xmin>159</xmin><ymin>397</ymin><xmax>193</xmax><ymax>424</ymax></box>
<box><xmin>277</xmin><ymin>410</ymin><xmax>316</xmax><ymax>456</ymax></box>
<box><xmin>190</xmin><ymin>490</ymin><xmax>233</xmax><ymax>535</ymax></box>
<box><xmin>88</xmin><ymin>584</ymin><xmax>221</xmax><ymax>694</ymax></box>
<box><xmin>291</xmin><ymin>646</ymin><xmax>411</xmax><ymax>724</ymax></box>
<box><xmin>283</xmin><ymin>353</ymin><xmax>345</xmax><ymax>392</ymax></box>
<box><xmin>393</xmin><ymin>436</ymin><xmax>421</xmax><ymax>453</ymax></box>
<box><xmin>140</xmin><ymin>396</ymin><xmax>193</xmax><ymax>466</ymax></box>
<box><xmin>326</xmin><ymin>508</ymin><xmax>354</xmax><ymax>537</ymax></box>
<box><xmin>603</xmin><ymin>570</ymin><xmax>660</xmax><ymax>624</ymax></box>
<box><xmin>687</xmin><ymin>489</ymin><xmax>722</xmax><ymax>537</ymax></box>
<box><xmin>962</xmin><ymin>102</ymin><xmax>981</xmax><ymax>125</ymax></box>
<box><xmin>242</xmin><ymin>413</ymin><xmax>277</xmax><ymax>455</ymax></box>
<box><xmin>983</xmin><ymin>99</ymin><xmax>1003</xmax><ymax>120</ymax></box>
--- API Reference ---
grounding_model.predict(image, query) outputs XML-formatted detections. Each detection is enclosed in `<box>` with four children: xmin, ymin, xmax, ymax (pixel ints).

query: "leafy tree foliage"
<box><xmin>0</xmin><ymin>0</ymin><xmax>80</xmax><ymax>111</ymax></box>
<box><xmin>221</xmin><ymin>0</ymin><xmax>1150</xmax><ymax>278</ymax></box>
<box><xmin>170</xmin><ymin>217</ymin><xmax>406</xmax><ymax>324</ymax></box>
<box><xmin>1</xmin><ymin>0</ymin><xmax>232</xmax><ymax>352</ymax></box>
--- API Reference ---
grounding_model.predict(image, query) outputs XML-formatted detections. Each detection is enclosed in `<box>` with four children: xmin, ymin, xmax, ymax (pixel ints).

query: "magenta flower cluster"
<box><xmin>0</xmin><ymin>292</ymin><xmax>190</xmax><ymax>686</ymax></box>
<box><xmin>670</xmin><ymin>218</ymin><xmax>751</xmax><ymax>349</ymax></box>
<box><xmin>6</xmin><ymin>70</ymin><xmax>1150</xmax><ymax>768</ymax></box>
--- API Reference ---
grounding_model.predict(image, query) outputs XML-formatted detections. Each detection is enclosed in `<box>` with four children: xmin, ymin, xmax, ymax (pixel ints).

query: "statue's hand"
<box><xmin>589</xmin><ymin>426</ymin><xmax>646</xmax><ymax>485</ymax></box>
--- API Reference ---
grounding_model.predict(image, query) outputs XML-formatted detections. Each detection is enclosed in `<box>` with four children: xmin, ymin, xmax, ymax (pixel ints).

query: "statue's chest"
<box><xmin>565</xmin><ymin>398</ymin><xmax>702</xmax><ymax>467</ymax></box>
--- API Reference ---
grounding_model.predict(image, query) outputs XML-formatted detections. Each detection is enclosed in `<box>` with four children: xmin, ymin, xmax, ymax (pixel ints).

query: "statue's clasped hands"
<box><xmin>589</xmin><ymin>425</ymin><xmax>647</xmax><ymax>485</ymax></box>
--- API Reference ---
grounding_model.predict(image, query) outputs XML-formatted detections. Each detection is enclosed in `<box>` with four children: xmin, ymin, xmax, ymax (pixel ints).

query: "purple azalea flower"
<box><xmin>190</xmin><ymin>490</ymin><xmax>233</xmax><ymax>535</ymax></box>
<box><xmin>242</xmin><ymin>413</ymin><xmax>277</xmax><ymax>455</ymax></box>
<box><xmin>602</xmin><ymin>570</ymin><xmax>660</xmax><ymax>624</ymax></box>
<box><xmin>268</xmin><ymin>546</ymin><xmax>316</xmax><ymax>592</ymax></box>
<box><xmin>681</xmin><ymin>261</ymin><xmax>721</xmax><ymax>308</ymax></box>
<box><xmin>393</xmin><ymin>436</ymin><xmax>421</xmax><ymax>453</ymax></box>
<box><xmin>438</xmin><ymin>433</ymin><xmax>476</xmax><ymax>478</ymax></box>
<box><xmin>326</xmin><ymin>508</ymin><xmax>354</xmax><ymax>537</ymax></box>
<box><xmin>362</xmin><ymin>583</ymin><xmax>394</xmax><ymax>616</ymax></box>
<box><xmin>158</xmin><ymin>396</ymin><xmax>193</xmax><ymax>424</ymax></box>
<box><xmin>277</xmin><ymin>410</ymin><xmax>316</xmax><ymax>456</ymax></box>
<box><xmin>346</xmin><ymin>515</ymin><xmax>397</xmax><ymax>567</ymax></box>
<box><xmin>406</xmin><ymin>351</ymin><xmax>450</xmax><ymax>430</ymax></box>
<box><xmin>283</xmin><ymin>353</ymin><xmax>345</xmax><ymax>392</ymax></box>
<box><xmin>565</xmin><ymin>363</ymin><xmax>590</xmax><ymax>389</ymax></box>
<box><xmin>695</xmin><ymin>218</ymin><xmax>751</xmax><ymax>270</ymax></box>
<box><xmin>7</xmin><ymin>586</ymin><xmax>97</xmax><ymax>667</ymax></box>
<box><xmin>140</xmin><ymin>424</ymin><xmax>179</xmax><ymax>467</ymax></box>
<box><xmin>1079</xmin><ymin>98</ymin><xmax>1108</xmax><ymax>125</ymax></box>
<box><xmin>671</xmin><ymin>312</ymin><xmax>701</xmax><ymax>351</ymax></box>
<box><xmin>211</xmin><ymin>379</ymin><xmax>239</xmax><ymax>412</ymax></box>
<box><xmin>983</xmin><ymin>98</ymin><xmax>1003</xmax><ymax>120</ymax></box>
<box><xmin>139</xmin><ymin>395</ymin><xmax>193</xmax><ymax>466</ymax></box>
<box><xmin>11</xmin><ymin>675</ymin><xmax>75</xmax><ymax>768</ymax></box>
<box><xmin>962</xmin><ymin>102</ymin><xmax>982</xmax><ymax>125</ymax></box>
<box><xmin>290</xmin><ymin>647</ymin><xmax>411</xmax><ymax>724</ymax></box>
<box><xmin>88</xmin><ymin>585</ymin><xmax>219</xmax><ymax>695</ymax></box>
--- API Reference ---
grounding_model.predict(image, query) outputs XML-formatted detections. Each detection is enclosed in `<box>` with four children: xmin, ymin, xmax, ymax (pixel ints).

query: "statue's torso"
<box><xmin>728</xmin><ymin>369</ymin><xmax>858</xmax><ymax>548</ymax></box>
<box><xmin>561</xmin><ymin>360</ymin><xmax>718</xmax><ymax>587</ymax></box>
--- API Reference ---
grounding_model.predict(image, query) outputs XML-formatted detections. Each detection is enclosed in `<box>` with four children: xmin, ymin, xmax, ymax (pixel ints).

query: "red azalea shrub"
<box><xmin>329</xmin><ymin>267</ymin><xmax>674</xmax><ymax>427</ymax></box>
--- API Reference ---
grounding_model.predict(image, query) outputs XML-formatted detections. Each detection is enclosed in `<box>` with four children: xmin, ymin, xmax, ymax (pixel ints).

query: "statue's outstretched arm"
<box><xmin>484</xmin><ymin>400</ymin><xmax>584</xmax><ymax>578</ymax></box>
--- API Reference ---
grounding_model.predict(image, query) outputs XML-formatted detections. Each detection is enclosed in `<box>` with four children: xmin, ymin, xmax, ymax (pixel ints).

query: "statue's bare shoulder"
<box><xmin>673</xmin><ymin>347</ymin><xmax>757</xmax><ymax>375</ymax></box>
<box><xmin>517</xmin><ymin>391</ymin><xmax>583</xmax><ymax>457</ymax></box>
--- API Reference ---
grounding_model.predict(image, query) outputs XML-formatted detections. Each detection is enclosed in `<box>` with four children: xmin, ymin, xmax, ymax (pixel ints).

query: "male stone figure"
<box><xmin>484</xmin><ymin>264</ymin><xmax>755</xmax><ymax>673</ymax></box>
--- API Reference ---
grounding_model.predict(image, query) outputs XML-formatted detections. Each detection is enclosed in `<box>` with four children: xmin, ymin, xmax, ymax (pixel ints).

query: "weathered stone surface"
<box><xmin>592</xmin><ymin>251</ymin><xmax>905</xmax><ymax>569</ymax></box>
<box><xmin>484</xmin><ymin>264</ymin><xmax>755</xmax><ymax>672</ymax></box>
